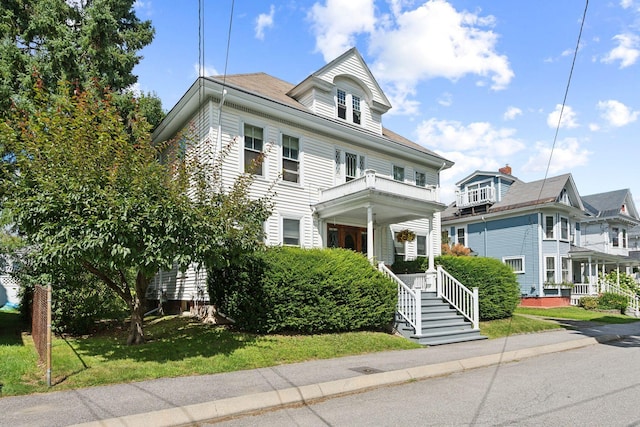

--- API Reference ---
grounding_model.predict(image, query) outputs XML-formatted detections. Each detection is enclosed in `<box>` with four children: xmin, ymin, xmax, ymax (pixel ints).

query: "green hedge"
<box><xmin>207</xmin><ymin>247</ymin><xmax>397</xmax><ymax>334</ymax></box>
<box><xmin>392</xmin><ymin>255</ymin><xmax>520</xmax><ymax>320</ymax></box>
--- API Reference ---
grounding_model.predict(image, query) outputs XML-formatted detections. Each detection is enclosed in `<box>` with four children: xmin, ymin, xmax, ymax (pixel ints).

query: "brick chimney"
<box><xmin>499</xmin><ymin>164</ymin><xmax>512</xmax><ymax>175</ymax></box>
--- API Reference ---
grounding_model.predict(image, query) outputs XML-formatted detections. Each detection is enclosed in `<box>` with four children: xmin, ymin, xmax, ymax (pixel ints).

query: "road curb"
<box><xmin>71</xmin><ymin>334</ymin><xmax>622</xmax><ymax>427</ymax></box>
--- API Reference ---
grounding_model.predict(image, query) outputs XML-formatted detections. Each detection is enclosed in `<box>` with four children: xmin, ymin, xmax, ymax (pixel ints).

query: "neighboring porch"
<box><xmin>543</xmin><ymin>247</ymin><xmax>640</xmax><ymax>316</ymax></box>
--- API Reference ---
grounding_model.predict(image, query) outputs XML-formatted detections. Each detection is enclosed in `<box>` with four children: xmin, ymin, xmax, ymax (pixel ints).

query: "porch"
<box><xmin>313</xmin><ymin>169</ymin><xmax>444</xmax><ymax>266</ymax></box>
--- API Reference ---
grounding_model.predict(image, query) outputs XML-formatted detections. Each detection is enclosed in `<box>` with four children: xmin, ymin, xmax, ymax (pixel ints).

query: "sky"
<box><xmin>132</xmin><ymin>0</ymin><xmax>640</xmax><ymax>207</ymax></box>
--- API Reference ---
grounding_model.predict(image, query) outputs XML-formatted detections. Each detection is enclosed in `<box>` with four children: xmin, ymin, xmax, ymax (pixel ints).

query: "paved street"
<box><xmin>211</xmin><ymin>335</ymin><xmax>640</xmax><ymax>426</ymax></box>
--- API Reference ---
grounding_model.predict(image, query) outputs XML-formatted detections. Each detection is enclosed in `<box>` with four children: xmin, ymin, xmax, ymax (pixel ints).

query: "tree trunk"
<box><xmin>126</xmin><ymin>272</ymin><xmax>151</xmax><ymax>345</ymax></box>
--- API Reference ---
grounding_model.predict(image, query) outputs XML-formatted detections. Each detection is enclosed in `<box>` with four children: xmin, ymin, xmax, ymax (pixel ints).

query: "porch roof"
<box><xmin>313</xmin><ymin>170</ymin><xmax>446</xmax><ymax>224</ymax></box>
<box><xmin>568</xmin><ymin>245</ymin><xmax>640</xmax><ymax>266</ymax></box>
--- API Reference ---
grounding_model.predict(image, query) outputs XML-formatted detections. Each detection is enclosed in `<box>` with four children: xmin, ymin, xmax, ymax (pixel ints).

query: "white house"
<box><xmin>149</xmin><ymin>49</ymin><xmax>484</xmax><ymax>344</ymax></box>
<box><xmin>149</xmin><ymin>48</ymin><xmax>450</xmax><ymax>301</ymax></box>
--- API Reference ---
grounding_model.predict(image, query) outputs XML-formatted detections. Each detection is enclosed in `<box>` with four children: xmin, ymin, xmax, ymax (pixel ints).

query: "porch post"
<box><xmin>367</xmin><ymin>204</ymin><xmax>374</xmax><ymax>264</ymax></box>
<box><xmin>425</xmin><ymin>213</ymin><xmax>437</xmax><ymax>290</ymax></box>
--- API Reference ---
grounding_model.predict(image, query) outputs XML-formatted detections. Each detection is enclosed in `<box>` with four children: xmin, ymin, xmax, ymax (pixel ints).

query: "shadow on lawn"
<box><xmin>70</xmin><ymin>316</ymin><xmax>263</xmax><ymax>363</ymax></box>
<box><xmin>0</xmin><ymin>311</ymin><xmax>26</xmax><ymax>346</ymax></box>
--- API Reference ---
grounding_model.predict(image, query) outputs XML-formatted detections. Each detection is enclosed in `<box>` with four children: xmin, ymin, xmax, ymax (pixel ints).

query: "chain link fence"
<box><xmin>32</xmin><ymin>284</ymin><xmax>52</xmax><ymax>386</ymax></box>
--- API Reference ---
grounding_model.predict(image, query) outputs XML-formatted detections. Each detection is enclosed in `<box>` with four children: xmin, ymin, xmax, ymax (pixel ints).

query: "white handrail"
<box><xmin>436</xmin><ymin>265</ymin><xmax>479</xmax><ymax>330</ymax></box>
<box><xmin>379</xmin><ymin>262</ymin><xmax>421</xmax><ymax>334</ymax></box>
<box><xmin>601</xmin><ymin>282</ymin><xmax>640</xmax><ymax>316</ymax></box>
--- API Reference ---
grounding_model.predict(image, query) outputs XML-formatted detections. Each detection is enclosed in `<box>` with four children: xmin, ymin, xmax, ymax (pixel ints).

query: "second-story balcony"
<box><xmin>314</xmin><ymin>169</ymin><xmax>445</xmax><ymax>225</ymax></box>
<box><xmin>456</xmin><ymin>186</ymin><xmax>496</xmax><ymax>208</ymax></box>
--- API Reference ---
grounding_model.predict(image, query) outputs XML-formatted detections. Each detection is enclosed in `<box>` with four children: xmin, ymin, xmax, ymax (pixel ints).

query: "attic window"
<box><xmin>336</xmin><ymin>88</ymin><xmax>363</xmax><ymax>125</ymax></box>
<box><xmin>559</xmin><ymin>188</ymin><xmax>570</xmax><ymax>206</ymax></box>
<box><xmin>622</xmin><ymin>204</ymin><xmax>627</xmax><ymax>214</ymax></box>
<box><xmin>337</xmin><ymin>89</ymin><xmax>347</xmax><ymax>120</ymax></box>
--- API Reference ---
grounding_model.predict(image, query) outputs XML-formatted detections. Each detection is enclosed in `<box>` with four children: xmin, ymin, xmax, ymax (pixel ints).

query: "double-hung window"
<box><xmin>393</xmin><ymin>165</ymin><xmax>405</xmax><ymax>182</ymax></box>
<box><xmin>611</xmin><ymin>227</ymin><xmax>620</xmax><ymax>247</ymax></box>
<box><xmin>415</xmin><ymin>171</ymin><xmax>426</xmax><ymax>187</ymax></box>
<box><xmin>561</xmin><ymin>257</ymin><xmax>570</xmax><ymax>282</ymax></box>
<box><xmin>352</xmin><ymin>95</ymin><xmax>361</xmax><ymax>124</ymax></box>
<box><xmin>545</xmin><ymin>215</ymin><xmax>555</xmax><ymax>239</ymax></box>
<box><xmin>417</xmin><ymin>235</ymin><xmax>427</xmax><ymax>257</ymax></box>
<box><xmin>337</xmin><ymin>89</ymin><xmax>347</xmax><ymax>120</ymax></box>
<box><xmin>457</xmin><ymin>228</ymin><xmax>466</xmax><ymax>247</ymax></box>
<box><xmin>244</xmin><ymin>124</ymin><xmax>264</xmax><ymax>175</ymax></box>
<box><xmin>560</xmin><ymin>217</ymin><xmax>569</xmax><ymax>241</ymax></box>
<box><xmin>336</xmin><ymin>88</ymin><xmax>363</xmax><ymax>125</ymax></box>
<box><xmin>545</xmin><ymin>256</ymin><xmax>556</xmax><ymax>283</ymax></box>
<box><xmin>283</xmin><ymin>218</ymin><xmax>300</xmax><ymax>246</ymax></box>
<box><xmin>282</xmin><ymin>135</ymin><xmax>300</xmax><ymax>183</ymax></box>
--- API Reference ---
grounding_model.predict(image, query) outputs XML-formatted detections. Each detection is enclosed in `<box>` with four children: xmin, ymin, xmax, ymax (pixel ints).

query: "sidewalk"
<box><xmin>2</xmin><ymin>321</ymin><xmax>639</xmax><ymax>427</ymax></box>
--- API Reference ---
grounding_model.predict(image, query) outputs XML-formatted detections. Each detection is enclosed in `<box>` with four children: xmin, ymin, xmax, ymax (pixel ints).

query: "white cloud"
<box><xmin>308</xmin><ymin>0</ymin><xmax>376</xmax><ymax>61</ymax></box>
<box><xmin>597</xmin><ymin>99</ymin><xmax>639</xmax><ymax>127</ymax></box>
<box><xmin>255</xmin><ymin>5</ymin><xmax>275</xmax><ymax>40</ymax></box>
<box><xmin>602</xmin><ymin>33</ymin><xmax>640</xmax><ymax>68</ymax></box>
<box><xmin>589</xmin><ymin>123</ymin><xmax>600</xmax><ymax>131</ymax></box>
<box><xmin>503</xmin><ymin>106</ymin><xmax>522</xmax><ymax>121</ymax></box>
<box><xmin>193</xmin><ymin>63</ymin><xmax>218</xmax><ymax>77</ymax></box>
<box><xmin>522</xmin><ymin>138</ymin><xmax>591</xmax><ymax>174</ymax></box>
<box><xmin>370</xmin><ymin>0</ymin><xmax>513</xmax><ymax>112</ymax></box>
<box><xmin>415</xmin><ymin>118</ymin><xmax>525</xmax><ymax>200</ymax></box>
<box><xmin>547</xmin><ymin>104</ymin><xmax>579</xmax><ymax>129</ymax></box>
<box><xmin>416</xmin><ymin>118</ymin><xmax>525</xmax><ymax>156</ymax></box>
<box><xmin>307</xmin><ymin>0</ymin><xmax>513</xmax><ymax>115</ymax></box>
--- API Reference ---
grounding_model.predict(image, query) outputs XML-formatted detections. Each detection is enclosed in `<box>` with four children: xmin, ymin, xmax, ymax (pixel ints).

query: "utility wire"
<box><xmin>537</xmin><ymin>0</ymin><xmax>589</xmax><ymax>202</ymax></box>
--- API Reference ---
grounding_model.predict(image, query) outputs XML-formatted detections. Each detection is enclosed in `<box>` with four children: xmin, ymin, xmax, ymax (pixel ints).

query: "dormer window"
<box><xmin>337</xmin><ymin>89</ymin><xmax>347</xmax><ymax>120</ymax></box>
<box><xmin>335</xmin><ymin>88</ymin><xmax>363</xmax><ymax>125</ymax></box>
<box><xmin>352</xmin><ymin>95</ymin><xmax>361</xmax><ymax>124</ymax></box>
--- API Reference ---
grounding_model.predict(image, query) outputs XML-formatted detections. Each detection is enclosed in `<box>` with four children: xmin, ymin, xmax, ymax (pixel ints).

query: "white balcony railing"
<box><xmin>319</xmin><ymin>170</ymin><xmax>438</xmax><ymax>203</ymax></box>
<box><xmin>456</xmin><ymin>186</ymin><xmax>496</xmax><ymax>208</ymax></box>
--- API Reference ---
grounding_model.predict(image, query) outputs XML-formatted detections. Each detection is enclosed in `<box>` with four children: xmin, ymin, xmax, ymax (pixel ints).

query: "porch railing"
<box><xmin>601</xmin><ymin>282</ymin><xmax>640</xmax><ymax>317</ymax></box>
<box><xmin>456</xmin><ymin>186</ymin><xmax>496</xmax><ymax>208</ymax></box>
<box><xmin>396</xmin><ymin>273</ymin><xmax>429</xmax><ymax>291</ymax></box>
<box><xmin>436</xmin><ymin>265</ymin><xmax>479</xmax><ymax>330</ymax></box>
<box><xmin>319</xmin><ymin>170</ymin><xmax>438</xmax><ymax>203</ymax></box>
<box><xmin>379</xmin><ymin>263</ymin><xmax>420</xmax><ymax>334</ymax></box>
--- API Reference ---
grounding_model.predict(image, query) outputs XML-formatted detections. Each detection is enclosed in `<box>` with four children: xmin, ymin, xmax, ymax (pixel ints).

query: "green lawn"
<box><xmin>3</xmin><ymin>306</ymin><xmax>637</xmax><ymax>397</ymax></box>
<box><xmin>515</xmin><ymin>306</ymin><xmax>640</xmax><ymax>324</ymax></box>
<box><xmin>0</xmin><ymin>313</ymin><xmax>421</xmax><ymax>396</ymax></box>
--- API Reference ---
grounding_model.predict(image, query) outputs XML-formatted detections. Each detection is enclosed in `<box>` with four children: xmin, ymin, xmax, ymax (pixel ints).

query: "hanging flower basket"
<box><xmin>396</xmin><ymin>229</ymin><xmax>416</xmax><ymax>242</ymax></box>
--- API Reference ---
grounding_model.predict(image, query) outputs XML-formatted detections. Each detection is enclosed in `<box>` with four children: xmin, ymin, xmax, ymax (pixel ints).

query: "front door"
<box><xmin>327</xmin><ymin>224</ymin><xmax>368</xmax><ymax>254</ymax></box>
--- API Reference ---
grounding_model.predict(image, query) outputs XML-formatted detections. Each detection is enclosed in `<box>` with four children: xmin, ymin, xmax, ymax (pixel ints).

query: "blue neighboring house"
<box><xmin>442</xmin><ymin>166</ymin><xmax>640</xmax><ymax>305</ymax></box>
<box><xmin>441</xmin><ymin>166</ymin><xmax>588</xmax><ymax>300</ymax></box>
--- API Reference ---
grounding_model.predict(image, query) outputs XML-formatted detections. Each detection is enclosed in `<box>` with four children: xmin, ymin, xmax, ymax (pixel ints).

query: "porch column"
<box><xmin>367</xmin><ymin>204</ymin><xmax>374</xmax><ymax>264</ymax></box>
<box><xmin>425</xmin><ymin>213</ymin><xmax>437</xmax><ymax>290</ymax></box>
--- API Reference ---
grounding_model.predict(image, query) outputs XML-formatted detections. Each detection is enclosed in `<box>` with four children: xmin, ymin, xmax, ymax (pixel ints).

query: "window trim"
<box><xmin>560</xmin><ymin>216</ymin><xmax>569</xmax><ymax>241</ymax></box>
<box><xmin>416</xmin><ymin>234</ymin><xmax>427</xmax><ymax>257</ymax></box>
<box><xmin>242</xmin><ymin>122</ymin><xmax>266</xmax><ymax>176</ymax></box>
<box><xmin>281</xmin><ymin>216</ymin><xmax>302</xmax><ymax>247</ymax></box>
<box><xmin>561</xmin><ymin>256</ymin><xmax>571</xmax><ymax>283</ymax></box>
<box><xmin>544</xmin><ymin>215</ymin><xmax>555</xmax><ymax>240</ymax></box>
<box><xmin>456</xmin><ymin>227</ymin><xmax>466</xmax><ymax>247</ymax></box>
<box><xmin>545</xmin><ymin>255</ymin><xmax>556</xmax><ymax>284</ymax></box>
<box><xmin>503</xmin><ymin>256</ymin><xmax>525</xmax><ymax>274</ymax></box>
<box><xmin>335</xmin><ymin>87</ymin><xmax>364</xmax><ymax>126</ymax></box>
<box><xmin>393</xmin><ymin>165</ymin><xmax>405</xmax><ymax>182</ymax></box>
<box><xmin>415</xmin><ymin>170</ymin><xmax>427</xmax><ymax>187</ymax></box>
<box><xmin>281</xmin><ymin>132</ymin><xmax>301</xmax><ymax>185</ymax></box>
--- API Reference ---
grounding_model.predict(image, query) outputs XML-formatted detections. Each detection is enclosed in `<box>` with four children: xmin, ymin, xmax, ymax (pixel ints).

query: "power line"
<box><xmin>537</xmin><ymin>0</ymin><xmax>589</xmax><ymax>201</ymax></box>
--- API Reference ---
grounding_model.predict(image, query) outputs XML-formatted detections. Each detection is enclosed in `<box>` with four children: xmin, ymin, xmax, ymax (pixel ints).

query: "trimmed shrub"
<box><xmin>434</xmin><ymin>256</ymin><xmax>521</xmax><ymax>320</ymax></box>
<box><xmin>390</xmin><ymin>258</ymin><xmax>428</xmax><ymax>274</ymax></box>
<box><xmin>597</xmin><ymin>292</ymin><xmax>628</xmax><ymax>313</ymax></box>
<box><xmin>579</xmin><ymin>296</ymin><xmax>599</xmax><ymax>310</ymax></box>
<box><xmin>207</xmin><ymin>247</ymin><xmax>397</xmax><ymax>334</ymax></box>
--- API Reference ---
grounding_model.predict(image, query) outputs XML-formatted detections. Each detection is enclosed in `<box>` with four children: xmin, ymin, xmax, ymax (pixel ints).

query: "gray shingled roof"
<box><xmin>207</xmin><ymin>73</ymin><xmax>446</xmax><ymax>160</ymax></box>
<box><xmin>581</xmin><ymin>189</ymin><xmax>630</xmax><ymax>218</ymax></box>
<box><xmin>490</xmin><ymin>174</ymin><xmax>573</xmax><ymax>212</ymax></box>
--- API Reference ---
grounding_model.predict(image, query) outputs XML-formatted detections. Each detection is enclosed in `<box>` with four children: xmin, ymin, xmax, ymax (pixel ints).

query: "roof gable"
<box><xmin>490</xmin><ymin>173</ymin><xmax>584</xmax><ymax>213</ymax></box>
<box><xmin>582</xmin><ymin>189</ymin><xmax>639</xmax><ymax>220</ymax></box>
<box><xmin>288</xmin><ymin>48</ymin><xmax>392</xmax><ymax>113</ymax></box>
